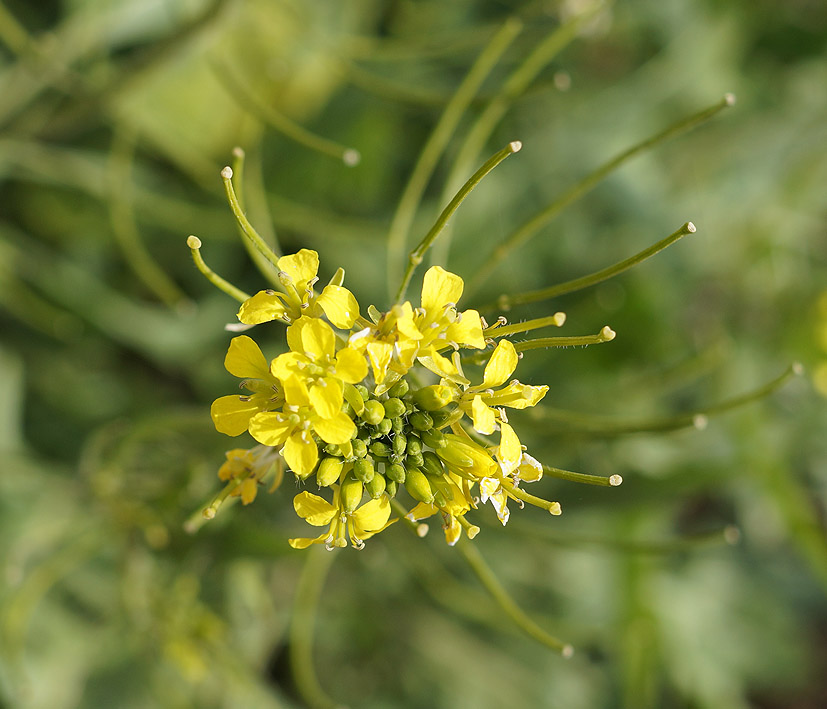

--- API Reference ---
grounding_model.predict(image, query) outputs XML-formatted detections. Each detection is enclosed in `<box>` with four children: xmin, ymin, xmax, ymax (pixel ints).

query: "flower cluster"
<box><xmin>210</xmin><ymin>248</ymin><xmax>560</xmax><ymax>549</ymax></box>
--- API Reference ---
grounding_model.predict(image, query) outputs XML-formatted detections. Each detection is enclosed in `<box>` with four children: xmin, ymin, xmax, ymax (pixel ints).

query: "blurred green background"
<box><xmin>1</xmin><ymin>0</ymin><xmax>825</xmax><ymax>707</ymax></box>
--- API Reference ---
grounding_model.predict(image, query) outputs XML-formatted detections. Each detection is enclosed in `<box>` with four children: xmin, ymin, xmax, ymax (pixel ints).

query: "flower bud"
<box><xmin>420</xmin><ymin>428</ymin><xmax>446</xmax><ymax>449</ymax></box>
<box><xmin>392</xmin><ymin>432</ymin><xmax>408</xmax><ymax>457</ymax></box>
<box><xmin>404</xmin><ymin>468</ymin><xmax>434</xmax><ymax>504</ymax></box>
<box><xmin>386</xmin><ymin>462</ymin><xmax>406</xmax><ymax>484</ymax></box>
<box><xmin>353</xmin><ymin>458</ymin><xmax>375</xmax><ymax>484</ymax></box>
<box><xmin>383</xmin><ymin>397</ymin><xmax>407</xmax><ymax>419</ymax></box>
<box><xmin>412</xmin><ymin>385</ymin><xmax>455</xmax><ymax>411</ymax></box>
<box><xmin>373</xmin><ymin>418</ymin><xmax>393</xmax><ymax>437</ymax></box>
<box><xmin>421</xmin><ymin>451</ymin><xmax>445</xmax><ymax>478</ymax></box>
<box><xmin>369</xmin><ymin>441</ymin><xmax>391</xmax><ymax>458</ymax></box>
<box><xmin>341</xmin><ymin>472</ymin><xmax>364</xmax><ymax>513</ymax></box>
<box><xmin>361</xmin><ymin>399</ymin><xmax>385</xmax><ymax>425</ymax></box>
<box><xmin>392</xmin><ymin>417</ymin><xmax>405</xmax><ymax>433</ymax></box>
<box><xmin>406</xmin><ymin>435</ymin><xmax>422</xmax><ymax>456</ymax></box>
<box><xmin>355</xmin><ymin>384</ymin><xmax>369</xmax><ymax>401</ymax></box>
<box><xmin>387</xmin><ymin>379</ymin><xmax>410</xmax><ymax>398</ymax></box>
<box><xmin>385</xmin><ymin>479</ymin><xmax>398</xmax><ymax>498</ymax></box>
<box><xmin>429</xmin><ymin>408</ymin><xmax>456</xmax><ymax>429</ymax></box>
<box><xmin>365</xmin><ymin>473</ymin><xmax>386</xmax><ymax>499</ymax></box>
<box><xmin>409</xmin><ymin>411</ymin><xmax>433</xmax><ymax>431</ymax></box>
<box><xmin>316</xmin><ymin>456</ymin><xmax>343</xmax><ymax>487</ymax></box>
<box><xmin>406</xmin><ymin>451</ymin><xmax>424</xmax><ymax>468</ymax></box>
<box><xmin>351</xmin><ymin>438</ymin><xmax>368</xmax><ymax>459</ymax></box>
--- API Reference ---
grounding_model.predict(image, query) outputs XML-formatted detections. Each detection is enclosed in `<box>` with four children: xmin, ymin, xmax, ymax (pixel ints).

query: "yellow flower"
<box><xmin>271</xmin><ymin>316</ymin><xmax>367</xmax><ymax>418</ymax></box>
<box><xmin>406</xmin><ymin>474</ymin><xmax>476</xmax><ymax>546</ymax></box>
<box><xmin>348</xmin><ymin>302</ymin><xmax>422</xmax><ymax>386</ymax></box>
<box><xmin>480</xmin><ymin>450</ymin><xmax>543</xmax><ymax>525</ymax></box>
<box><xmin>217</xmin><ymin>446</ymin><xmax>282</xmax><ymax>505</ymax></box>
<box><xmin>237</xmin><ymin>249</ymin><xmax>360</xmax><ymax>329</ymax></box>
<box><xmin>288</xmin><ymin>488</ymin><xmax>395</xmax><ymax>549</ymax></box>
<box><xmin>211</xmin><ymin>336</ymin><xmax>284</xmax><ymax>436</ymax></box>
<box><xmin>248</xmin><ymin>405</ymin><xmax>355</xmax><ymax>478</ymax></box>
<box><xmin>414</xmin><ymin>266</ymin><xmax>485</xmax><ymax>352</ymax></box>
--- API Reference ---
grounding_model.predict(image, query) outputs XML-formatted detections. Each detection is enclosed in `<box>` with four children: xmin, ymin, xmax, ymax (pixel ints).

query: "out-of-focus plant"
<box><xmin>1</xmin><ymin>0</ymin><xmax>825</xmax><ymax>708</ymax></box>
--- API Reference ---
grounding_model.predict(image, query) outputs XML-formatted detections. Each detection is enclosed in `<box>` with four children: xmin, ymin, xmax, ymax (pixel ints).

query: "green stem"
<box><xmin>513</xmin><ymin>326</ymin><xmax>616</xmax><ymax>352</ymax></box>
<box><xmin>386</xmin><ymin>18</ymin><xmax>523</xmax><ymax>300</ymax></box>
<box><xmin>542</xmin><ymin>465</ymin><xmax>623</xmax><ymax>487</ymax></box>
<box><xmin>290</xmin><ymin>549</ymin><xmax>341</xmax><ymax>709</ymax></box>
<box><xmin>221</xmin><ymin>166</ymin><xmax>281</xmax><ymax>271</ymax></box>
<box><xmin>394</xmin><ymin>140</ymin><xmax>522</xmax><ymax>303</ymax></box>
<box><xmin>186</xmin><ymin>235</ymin><xmax>250</xmax><ymax>303</ymax></box>
<box><xmin>108</xmin><ymin>127</ymin><xmax>189</xmax><ymax>308</ymax></box>
<box><xmin>432</xmin><ymin>3</ymin><xmax>604</xmax><ymax>266</ymax></box>
<box><xmin>494</xmin><ymin>222</ymin><xmax>696</xmax><ymax>311</ymax></box>
<box><xmin>500</xmin><ymin>479</ymin><xmax>562</xmax><ymax>515</ymax></box>
<box><xmin>483</xmin><ymin>312</ymin><xmax>566</xmax><ymax>337</ymax></box>
<box><xmin>458</xmin><ymin>539</ymin><xmax>572</xmax><ymax>656</ymax></box>
<box><xmin>466</xmin><ymin>95</ymin><xmax>735</xmax><ymax>296</ymax></box>
<box><xmin>210</xmin><ymin>57</ymin><xmax>360</xmax><ymax>165</ymax></box>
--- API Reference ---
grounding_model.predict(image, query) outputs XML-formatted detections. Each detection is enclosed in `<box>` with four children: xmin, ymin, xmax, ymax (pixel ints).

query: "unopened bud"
<box><xmin>341</xmin><ymin>473</ymin><xmax>364</xmax><ymax>513</ymax></box>
<box><xmin>316</xmin><ymin>457</ymin><xmax>343</xmax><ymax>487</ymax></box>
<box><xmin>386</xmin><ymin>462</ymin><xmax>406</xmax><ymax>484</ymax></box>
<box><xmin>383</xmin><ymin>397</ymin><xmax>407</xmax><ymax>419</ymax></box>
<box><xmin>361</xmin><ymin>399</ymin><xmax>385</xmax><ymax>425</ymax></box>
<box><xmin>412</xmin><ymin>385</ymin><xmax>455</xmax><ymax>411</ymax></box>
<box><xmin>409</xmin><ymin>411</ymin><xmax>433</xmax><ymax>431</ymax></box>
<box><xmin>420</xmin><ymin>428</ymin><xmax>446</xmax><ymax>449</ymax></box>
<box><xmin>365</xmin><ymin>473</ymin><xmax>386</xmax><ymax>499</ymax></box>
<box><xmin>404</xmin><ymin>468</ymin><xmax>434</xmax><ymax>504</ymax></box>
<box><xmin>387</xmin><ymin>379</ymin><xmax>410</xmax><ymax>398</ymax></box>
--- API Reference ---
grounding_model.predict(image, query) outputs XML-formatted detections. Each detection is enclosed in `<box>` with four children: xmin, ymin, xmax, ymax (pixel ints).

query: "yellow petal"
<box><xmin>352</xmin><ymin>495</ymin><xmax>392</xmax><ymax>534</ymax></box>
<box><xmin>240</xmin><ymin>478</ymin><xmax>259</xmax><ymax>505</ymax></box>
<box><xmin>493</xmin><ymin>382</ymin><xmax>548</xmax><ymax>409</ymax></box>
<box><xmin>498</xmin><ymin>422</ymin><xmax>522</xmax><ymax>475</ymax></box>
<box><xmin>406</xmin><ymin>501</ymin><xmax>438</xmax><ymax>522</ymax></box>
<box><xmin>394</xmin><ymin>302</ymin><xmax>422</xmax><ymax>340</ymax></box>
<box><xmin>283</xmin><ymin>430</ymin><xmax>319</xmax><ymax>477</ymax></box>
<box><xmin>288</xmin><ymin>532</ymin><xmax>329</xmax><ymax>549</ymax></box>
<box><xmin>517</xmin><ymin>452</ymin><xmax>543</xmax><ymax>483</ymax></box>
<box><xmin>248</xmin><ymin>412</ymin><xmax>292</xmax><ymax>447</ymax></box>
<box><xmin>417</xmin><ymin>346</ymin><xmax>462</xmax><ymax>382</ymax></box>
<box><xmin>309</xmin><ymin>377</ymin><xmax>344</xmax><ymax>419</ymax></box>
<box><xmin>312</xmin><ymin>411</ymin><xmax>356</xmax><ymax>444</ymax></box>
<box><xmin>289</xmin><ymin>316</ymin><xmax>335</xmax><ymax>361</ymax></box>
<box><xmin>334</xmin><ymin>347</ymin><xmax>368</xmax><ymax>384</ymax></box>
<box><xmin>446</xmin><ymin>309</ymin><xmax>485</xmax><ymax>349</ymax></box>
<box><xmin>237</xmin><ymin>291</ymin><xmax>287</xmax><ymax>325</ymax></box>
<box><xmin>224</xmin><ymin>335</ymin><xmax>270</xmax><ymax>379</ymax></box>
<box><xmin>483</xmin><ymin>339</ymin><xmax>518</xmax><ymax>387</ymax></box>
<box><xmin>443</xmin><ymin>515</ymin><xmax>462</xmax><ymax>546</ymax></box>
<box><xmin>293</xmin><ymin>491</ymin><xmax>337</xmax><ymax>525</ymax></box>
<box><xmin>277</xmin><ymin>249</ymin><xmax>319</xmax><ymax>292</ymax></box>
<box><xmin>421</xmin><ymin>266</ymin><xmax>464</xmax><ymax>313</ymax></box>
<box><xmin>317</xmin><ymin>285</ymin><xmax>360</xmax><ymax>329</ymax></box>
<box><xmin>211</xmin><ymin>395</ymin><xmax>261</xmax><ymax>436</ymax></box>
<box><xmin>470</xmin><ymin>395</ymin><xmax>496</xmax><ymax>435</ymax></box>
<box><xmin>366</xmin><ymin>341</ymin><xmax>393</xmax><ymax>384</ymax></box>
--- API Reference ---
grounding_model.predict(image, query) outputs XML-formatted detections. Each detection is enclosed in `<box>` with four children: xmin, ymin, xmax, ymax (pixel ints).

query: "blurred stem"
<box><xmin>386</xmin><ymin>18</ymin><xmax>523</xmax><ymax>300</ymax></box>
<box><xmin>493</xmin><ymin>222</ymin><xmax>696</xmax><ymax>311</ymax></box>
<box><xmin>433</xmin><ymin>2</ymin><xmax>604</xmax><ymax>265</ymax></box>
<box><xmin>458</xmin><ymin>539</ymin><xmax>572</xmax><ymax>656</ymax></box>
<box><xmin>543</xmin><ymin>465</ymin><xmax>622</xmax><ymax>487</ymax></box>
<box><xmin>528</xmin><ymin>363</ymin><xmax>802</xmax><ymax>435</ymax></box>
<box><xmin>210</xmin><ymin>57</ymin><xmax>360</xmax><ymax>166</ymax></box>
<box><xmin>466</xmin><ymin>95</ymin><xmax>735</xmax><ymax>297</ymax></box>
<box><xmin>108</xmin><ymin>127</ymin><xmax>189</xmax><ymax>309</ymax></box>
<box><xmin>290</xmin><ymin>549</ymin><xmax>341</xmax><ymax>709</ymax></box>
<box><xmin>394</xmin><ymin>141</ymin><xmax>522</xmax><ymax>303</ymax></box>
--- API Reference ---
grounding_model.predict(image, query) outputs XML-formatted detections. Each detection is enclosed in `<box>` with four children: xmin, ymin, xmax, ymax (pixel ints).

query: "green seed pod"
<box><xmin>387</xmin><ymin>379</ymin><xmax>410</xmax><ymax>398</ymax></box>
<box><xmin>386</xmin><ymin>462</ymin><xmax>406</xmax><ymax>484</ymax></box>
<box><xmin>404</xmin><ymin>468</ymin><xmax>434</xmax><ymax>504</ymax></box>
<box><xmin>316</xmin><ymin>456</ymin><xmax>344</xmax><ymax>487</ymax></box>
<box><xmin>351</xmin><ymin>438</ymin><xmax>368</xmax><ymax>459</ymax></box>
<box><xmin>385</xmin><ymin>479</ymin><xmax>398</xmax><ymax>498</ymax></box>
<box><xmin>421</xmin><ymin>451</ymin><xmax>445</xmax><ymax>478</ymax></box>
<box><xmin>412</xmin><ymin>385</ymin><xmax>455</xmax><ymax>411</ymax></box>
<box><xmin>409</xmin><ymin>411</ymin><xmax>433</xmax><ymax>432</ymax></box>
<box><xmin>392</xmin><ymin>432</ymin><xmax>408</xmax><ymax>457</ymax></box>
<box><xmin>365</xmin><ymin>472</ymin><xmax>387</xmax><ymax>499</ymax></box>
<box><xmin>373</xmin><ymin>418</ymin><xmax>393</xmax><ymax>437</ymax></box>
<box><xmin>340</xmin><ymin>472</ymin><xmax>364</xmax><ymax>513</ymax></box>
<box><xmin>406</xmin><ymin>435</ymin><xmax>422</xmax><ymax>456</ymax></box>
<box><xmin>355</xmin><ymin>384</ymin><xmax>369</xmax><ymax>401</ymax></box>
<box><xmin>353</xmin><ymin>458</ymin><xmax>375</xmax><ymax>483</ymax></box>
<box><xmin>369</xmin><ymin>441</ymin><xmax>391</xmax><ymax>458</ymax></box>
<box><xmin>406</xmin><ymin>451</ymin><xmax>424</xmax><ymax>468</ymax></box>
<box><xmin>420</xmin><ymin>427</ymin><xmax>447</xmax><ymax>449</ymax></box>
<box><xmin>360</xmin><ymin>399</ymin><xmax>385</xmax><ymax>425</ymax></box>
<box><xmin>383</xmin><ymin>397</ymin><xmax>407</xmax><ymax>420</ymax></box>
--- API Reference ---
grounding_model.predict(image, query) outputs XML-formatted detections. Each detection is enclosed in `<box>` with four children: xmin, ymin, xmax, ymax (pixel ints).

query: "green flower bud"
<box><xmin>353</xmin><ymin>458</ymin><xmax>375</xmax><ymax>484</ymax></box>
<box><xmin>412</xmin><ymin>385</ymin><xmax>455</xmax><ymax>411</ymax></box>
<box><xmin>420</xmin><ymin>428</ymin><xmax>447</xmax><ymax>449</ymax></box>
<box><xmin>409</xmin><ymin>411</ymin><xmax>433</xmax><ymax>432</ymax></box>
<box><xmin>392</xmin><ymin>432</ymin><xmax>408</xmax><ymax>457</ymax></box>
<box><xmin>355</xmin><ymin>384</ymin><xmax>369</xmax><ymax>401</ymax></box>
<box><xmin>430</xmin><ymin>408</ymin><xmax>456</xmax><ymax>429</ymax></box>
<box><xmin>432</xmin><ymin>489</ymin><xmax>447</xmax><ymax>508</ymax></box>
<box><xmin>341</xmin><ymin>472</ymin><xmax>364</xmax><ymax>513</ymax></box>
<box><xmin>316</xmin><ymin>456</ymin><xmax>343</xmax><ymax>487</ymax></box>
<box><xmin>391</xmin><ymin>416</ymin><xmax>405</xmax><ymax>433</ymax></box>
<box><xmin>385</xmin><ymin>479</ymin><xmax>398</xmax><ymax>498</ymax></box>
<box><xmin>421</xmin><ymin>451</ymin><xmax>445</xmax><ymax>478</ymax></box>
<box><xmin>406</xmin><ymin>451</ymin><xmax>424</xmax><ymax>468</ymax></box>
<box><xmin>383</xmin><ymin>397</ymin><xmax>407</xmax><ymax>419</ymax></box>
<box><xmin>387</xmin><ymin>379</ymin><xmax>410</xmax><ymax>398</ymax></box>
<box><xmin>351</xmin><ymin>438</ymin><xmax>368</xmax><ymax>459</ymax></box>
<box><xmin>365</xmin><ymin>473</ymin><xmax>386</xmax><ymax>499</ymax></box>
<box><xmin>386</xmin><ymin>462</ymin><xmax>406</xmax><ymax>484</ymax></box>
<box><xmin>406</xmin><ymin>435</ymin><xmax>422</xmax><ymax>456</ymax></box>
<box><xmin>373</xmin><ymin>418</ymin><xmax>393</xmax><ymax>437</ymax></box>
<box><xmin>341</xmin><ymin>401</ymin><xmax>354</xmax><ymax>417</ymax></box>
<box><xmin>369</xmin><ymin>441</ymin><xmax>391</xmax><ymax>458</ymax></box>
<box><xmin>361</xmin><ymin>399</ymin><xmax>385</xmax><ymax>425</ymax></box>
<box><xmin>324</xmin><ymin>444</ymin><xmax>341</xmax><ymax>457</ymax></box>
<box><xmin>404</xmin><ymin>468</ymin><xmax>434</xmax><ymax>504</ymax></box>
